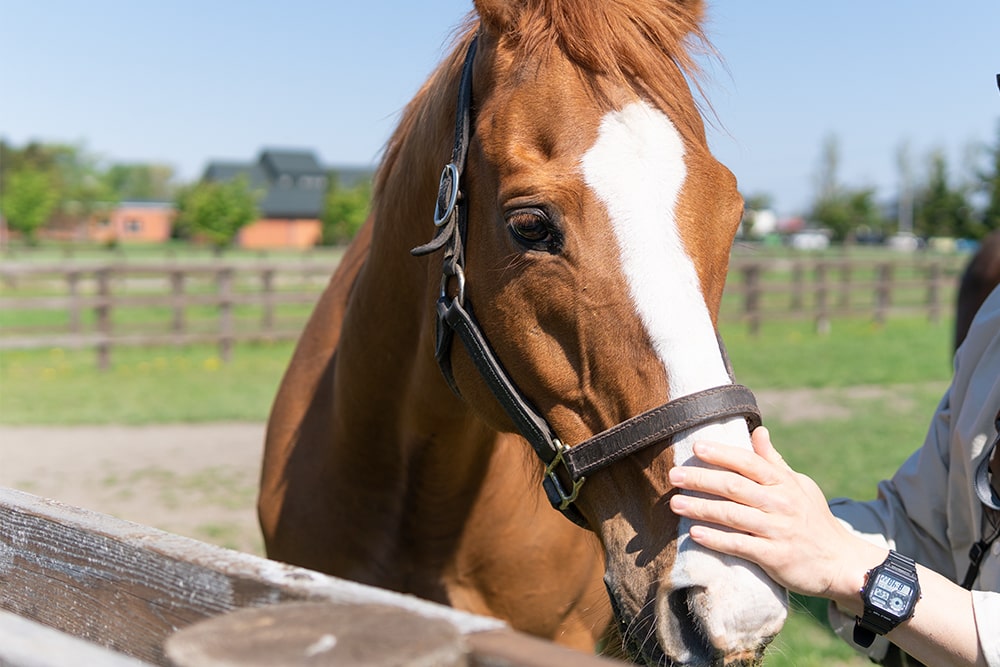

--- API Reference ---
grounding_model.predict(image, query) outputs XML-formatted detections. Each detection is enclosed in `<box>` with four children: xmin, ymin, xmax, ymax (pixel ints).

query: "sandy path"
<box><xmin>0</xmin><ymin>422</ymin><xmax>267</xmax><ymax>555</ymax></box>
<box><xmin>0</xmin><ymin>383</ymin><xmax>946</xmax><ymax>558</ymax></box>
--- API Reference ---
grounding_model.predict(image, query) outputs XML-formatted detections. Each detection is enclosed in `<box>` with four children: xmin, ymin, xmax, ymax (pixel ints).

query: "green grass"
<box><xmin>0</xmin><ymin>342</ymin><xmax>294</xmax><ymax>424</ymax></box>
<box><xmin>721</xmin><ymin>317</ymin><xmax>954</xmax><ymax>389</ymax></box>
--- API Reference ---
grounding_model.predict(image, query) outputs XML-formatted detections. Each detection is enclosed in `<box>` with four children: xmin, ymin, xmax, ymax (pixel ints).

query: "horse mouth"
<box><xmin>605</xmin><ymin>587</ymin><xmax>771</xmax><ymax>667</ymax></box>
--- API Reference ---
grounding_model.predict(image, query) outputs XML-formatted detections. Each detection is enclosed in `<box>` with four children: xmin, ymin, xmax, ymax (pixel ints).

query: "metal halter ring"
<box><xmin>439</xmin><ymin>264</ymin><xmax>466</xmax><ymax>305</ymax></box>
<box><xmin>434</xmin><ymin>163</ymin><xmax>461</xmax><ymax>227</ymax></box>
<box><xmin>544</xmin><ymin>440</ymin><xmax>586</xmax><ymax>510</ymax></box>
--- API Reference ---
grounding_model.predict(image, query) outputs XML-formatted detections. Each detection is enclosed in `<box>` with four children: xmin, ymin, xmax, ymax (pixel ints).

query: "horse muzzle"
<box><xmin>604</xmin><ymin>537</ymin><xmax>787</xmax><ymax>667</ymax></box>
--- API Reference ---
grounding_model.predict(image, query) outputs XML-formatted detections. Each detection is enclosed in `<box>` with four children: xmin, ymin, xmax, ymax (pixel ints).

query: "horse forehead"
<box><xmin>477</xmin><ymin>73</ymin><xmax>602</xmax><ymax>169</ymax></box>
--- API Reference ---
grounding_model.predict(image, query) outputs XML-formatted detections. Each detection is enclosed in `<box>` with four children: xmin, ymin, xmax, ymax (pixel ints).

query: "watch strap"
<box><xmin>854</xmin><ymin>551</ymin><xmax>919</xmax><ymax>647</ymax></box>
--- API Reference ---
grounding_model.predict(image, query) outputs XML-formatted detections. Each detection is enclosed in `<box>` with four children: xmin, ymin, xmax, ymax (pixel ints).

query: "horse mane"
<box><xmin>495</xmin><ymin>0</ymin><xmax>714</xmax><ymax>142</ymax></box>
<box><xmin>374</xmin><ymin>1</ymin><xmax>715</xmax><ymax>201</ymax></box>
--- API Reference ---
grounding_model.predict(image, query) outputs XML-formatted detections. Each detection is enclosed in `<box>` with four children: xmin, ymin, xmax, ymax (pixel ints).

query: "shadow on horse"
<box><xmin>259</xmin><ymin>1</ymin><xmax>786</xmax><ymax>665</ymax></box>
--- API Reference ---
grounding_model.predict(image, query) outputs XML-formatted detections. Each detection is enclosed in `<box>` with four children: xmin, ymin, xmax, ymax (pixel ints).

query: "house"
<box><xmin>202</xmin><ymin>149</ymin><xmax>328</xmax><ymax>249</ymax></box>
<box><xmin>89</xmin><ymin>201</ymin><xmax>175</xmax><ymax>244</ymax></box>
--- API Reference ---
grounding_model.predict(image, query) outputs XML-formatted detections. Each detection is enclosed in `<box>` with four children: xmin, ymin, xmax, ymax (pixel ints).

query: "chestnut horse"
<box><xmin>955</xmin><ymin>230</ymin><xmax>1000</xmax><ymax>351</ymax></box>
<box><xmin>259</xmin><ymin>1</ymin><xmax>786</xmax><ymax>664</ymax></box>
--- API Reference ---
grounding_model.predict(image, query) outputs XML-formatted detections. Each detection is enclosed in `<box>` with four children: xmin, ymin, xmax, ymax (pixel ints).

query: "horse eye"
<box><xmin>506</xmin><ymin>207</ymin><xmax>559</xmax><ymax>251</ymax></box>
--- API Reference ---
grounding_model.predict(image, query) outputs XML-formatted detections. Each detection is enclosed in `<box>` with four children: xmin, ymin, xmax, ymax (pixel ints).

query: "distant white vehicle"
<box><xmin>788</xmin><ymin>230</ymin><xmax>830</xmax><ymax>250</ymax></box>
<box><xmin>887</xmin><ymin>232</ymin><xmax>921</xmax><ymax>252</ymax></box>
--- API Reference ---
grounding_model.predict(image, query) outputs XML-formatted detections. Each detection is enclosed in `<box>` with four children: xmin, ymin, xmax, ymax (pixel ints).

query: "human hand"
<box><xmin>667</xmin><ymin>427</ymin><xmax>883</xmax><ymax>608</ymax></box>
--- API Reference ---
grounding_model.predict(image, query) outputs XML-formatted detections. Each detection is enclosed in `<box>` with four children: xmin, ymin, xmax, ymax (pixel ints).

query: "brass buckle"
<box><xmin>544</xmin><ymin>440</ymin><xmax>586</xmax><ymax>510</ymax></box>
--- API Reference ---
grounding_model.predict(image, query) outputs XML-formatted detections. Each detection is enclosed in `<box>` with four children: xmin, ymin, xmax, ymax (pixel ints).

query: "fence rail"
<box><xmin>0</xmin><ymin>255</ymin><xmax>971</xmax><ymax>368</ymax></box>
<box><xmin>0</xmin><ymin>262</ymin><xmax>338</xmax><ymax>369</ymax></box>
<box><xmin>0</xmin><ymin>487</ymin><xmax>621</xmax><ymax>667</ymax></box>
<box><xmin>722</xmin><ymin>256</ymin><xmax>967</xmax><ymax>334</ymax></box>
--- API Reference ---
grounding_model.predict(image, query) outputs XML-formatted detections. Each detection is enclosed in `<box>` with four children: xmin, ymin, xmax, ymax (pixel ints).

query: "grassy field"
<box><xmin>0</xmin><ymin>263</ymin><xmax>957</xmax><ymax>666</ymax></box>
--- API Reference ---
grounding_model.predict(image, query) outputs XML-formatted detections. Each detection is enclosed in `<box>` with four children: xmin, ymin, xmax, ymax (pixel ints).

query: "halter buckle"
<box><xmin>439</xmin><ymin>263</ymin><xmax>466</xmax><ymax>305</ymax></box>
<box><xmin>544</xmin><ymin>440</ymin><xmax>586</xmax><ymax>510</ymax></box>
<box><xmin>433</xmin><ymin>163</ymin><xmax>461</xmax><ymax>227</ymax></box>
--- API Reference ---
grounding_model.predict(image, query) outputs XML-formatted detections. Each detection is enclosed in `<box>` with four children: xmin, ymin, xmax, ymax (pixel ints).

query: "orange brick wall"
<box><xmin>238</xmin><ymin>218</ymin><xmax>322</xmax><ymax>249</ymax></box>
<box><xmin>90</xmin><ymin>205</ymin><xmax>175</xmax><ymax>243</ymax></box>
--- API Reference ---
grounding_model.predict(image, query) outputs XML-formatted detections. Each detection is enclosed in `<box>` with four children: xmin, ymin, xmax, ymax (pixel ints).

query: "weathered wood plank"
<box><xmin>164</xmin><ymin>602</ymin><xmax>468</xmax><ymax>667</ymax></box>
<box><xmin>0</xmin><ymin>488</ymin><xmax>503</xmax><ymax>666</ymax></box>
<box><xmin>467</xmin><ymin>629</ymin><xmax>627</xmax><ymax>667</ymax></box>
<box><xmin>0</xmin><ymin>609</ymin><xmax>153</xmax><ymax>667</ymax></box>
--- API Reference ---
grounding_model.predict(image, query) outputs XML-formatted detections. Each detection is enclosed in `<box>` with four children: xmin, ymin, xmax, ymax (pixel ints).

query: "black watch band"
<box><xmin>854</xmin><ymin>551</ymin><xmax>920</xmax><ymax>648</ymax></box>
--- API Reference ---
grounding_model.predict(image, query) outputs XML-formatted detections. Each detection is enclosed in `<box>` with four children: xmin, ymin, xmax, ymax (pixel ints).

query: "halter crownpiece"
<box><xmin>413</xmin><ymin>33</ymin><xmax>762</xmax><ymax>528</ymax></box>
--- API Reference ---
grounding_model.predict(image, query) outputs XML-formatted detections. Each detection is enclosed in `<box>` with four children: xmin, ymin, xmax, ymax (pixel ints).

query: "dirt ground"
<box><xmin>0</xmin><ymin>422</ymin><xmax>268</xmax><ymax>555</ymax></box>
<box><xmin>0</xmin><ymin>384</ymin><xmax>943</xmax><ymax>558</ymax></box>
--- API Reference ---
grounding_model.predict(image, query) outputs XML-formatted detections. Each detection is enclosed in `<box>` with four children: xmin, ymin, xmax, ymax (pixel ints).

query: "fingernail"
<box><xmin>670</xmin><ymin>494</ymin><xmax>689</xmax><ymax>511</ymax></box>
<box><xmin>693</xmin><ymin>441</ymin><xmax>713</xmax><ymax>457</ymax></box>
<box><xmin>668</xmin><ymin>468</ymin><xmax>686</xmax><ymax>485</ymax></box>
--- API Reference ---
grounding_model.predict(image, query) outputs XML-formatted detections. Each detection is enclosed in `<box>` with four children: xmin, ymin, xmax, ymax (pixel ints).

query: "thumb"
<box><xmin>751</xmin><ymin>426</ymin><xmax>791</xmax><ymax>470</ymax></box>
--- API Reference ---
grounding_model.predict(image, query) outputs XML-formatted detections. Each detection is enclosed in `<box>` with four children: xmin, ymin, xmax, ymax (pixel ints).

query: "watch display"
<box><xmin>854</xmin><ymin>550</ymin><xmax>921</xmax><ymax>648</ymax></box>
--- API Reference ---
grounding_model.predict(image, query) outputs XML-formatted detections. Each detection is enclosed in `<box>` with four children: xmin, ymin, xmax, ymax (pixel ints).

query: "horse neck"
<box><xmin>330</xmin><ymin>59</ymin><xmax>498</xmax><ymax>518</ymax></box>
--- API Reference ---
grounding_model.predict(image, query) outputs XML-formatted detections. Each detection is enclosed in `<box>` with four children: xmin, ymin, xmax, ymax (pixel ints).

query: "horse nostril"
<box><xmin>667</xmin><ymin>586</ymin><xmax>716</xmax><ymax>658</ymax></box>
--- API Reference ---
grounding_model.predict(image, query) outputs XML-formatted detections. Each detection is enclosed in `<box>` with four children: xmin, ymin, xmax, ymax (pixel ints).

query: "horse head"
<box><xmin>417</xmin><ymin>1</ymin><xmax>788</xmax><ymax>664</ymax></box>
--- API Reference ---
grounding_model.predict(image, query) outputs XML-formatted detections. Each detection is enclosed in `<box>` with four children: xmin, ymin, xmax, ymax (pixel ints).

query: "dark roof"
<box><xmin>201</xmin><ymin>150</ymin><xmax>327</xmax><ymax>219</ymax></box>
<box><xmin>259</xmin><ymin>150</ymin><xmax>323</xmax><ymax>177</ymax></box>
<box><xmin>202</xmin><ymin>162</ymin><xmax>267</xmax><ymax>189</ymax></box>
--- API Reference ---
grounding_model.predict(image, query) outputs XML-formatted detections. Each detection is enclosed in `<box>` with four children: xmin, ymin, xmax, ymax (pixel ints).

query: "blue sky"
<box><xmin>2</xmin><ymin>1</ymin><xmax>997</xmax><ymax>216</ymax></box>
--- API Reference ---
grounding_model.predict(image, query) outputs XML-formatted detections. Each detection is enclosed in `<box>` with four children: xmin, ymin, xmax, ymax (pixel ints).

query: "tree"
<box><xmin>811</xmin><ymin>187</ymin><xmax>886</xmax><ymax>242</ymax></box>
<box><xmin>174</xmin><ymin>176</ymin><xmax>259</xmax><ymax>251</ymax></box>
<box><xmin>0</xmin><ymin>167</ymin><xmax>59</xmax><ymax>245</ymax></box>
<box><xmin>321</xmin><ymin>179</ymin><xmax>371</xmax><ymax>245</ymax></box>
<box><xmin>808</xmin><ymin>135</ymin><xmax>887</xmax><ymax>241</ymax></box>
<box><xmin>104</xmin><ymin>163</ymin><xmax>177</xmax><ymax>201</ymax></box>
<box><xmin>914</xmin><ymin>149</ymin><xmax>978</xmax><ymax>239</ymax></box>
<box><xmin>976</xmin><ymin>121</ymin><xmax>1000</xmax><ymax>233</ymax></box>
<box><xmin>1</xmin><ymin>140</ymin><xmax>117</xmax><ymax>228</ymax></box>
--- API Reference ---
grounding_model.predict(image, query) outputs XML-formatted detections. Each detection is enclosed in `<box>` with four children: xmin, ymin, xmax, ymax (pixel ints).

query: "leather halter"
<box><xmin>412</xmin><ymin>35</ymin><xmax>762</xmax><ymax>528</ymax></box>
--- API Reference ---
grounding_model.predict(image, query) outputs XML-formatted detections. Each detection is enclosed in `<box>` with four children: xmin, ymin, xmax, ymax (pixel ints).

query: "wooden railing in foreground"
<box><xmin>0</xmin><ymin>487</ymin><xmax>622</xmax><ymax>667</ymax></box>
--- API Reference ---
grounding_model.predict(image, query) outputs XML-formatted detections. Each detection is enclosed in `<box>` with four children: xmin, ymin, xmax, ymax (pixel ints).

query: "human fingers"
<box><xmin>750</xmin><ymin>426</ymin><xmax>792</xmax><ymax>471</ymax></box>
<box><xmin>680</xmin><ymin>440</ymin><xmax>786</xmax><ymax>487</ymax></box>
<box><xmin>669</xmin><ymin>493</ymin><xmax>774</xmax><ymax>541</ymax></box>
<box><xmin>684</xmin><ymin>521</ymin><xmax>764</xmax><ymax>563</ymax></box>
<box><xmin>668</xmin><ymin>463</ymin><xmax>771</xmax><ymax>508</ymax></box>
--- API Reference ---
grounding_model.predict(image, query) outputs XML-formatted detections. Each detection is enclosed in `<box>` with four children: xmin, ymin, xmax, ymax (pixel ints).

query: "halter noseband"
<box><xmin>412</xmin><ymin>35</ymin><xmax>761</xmax><ymax>528</ymax></box>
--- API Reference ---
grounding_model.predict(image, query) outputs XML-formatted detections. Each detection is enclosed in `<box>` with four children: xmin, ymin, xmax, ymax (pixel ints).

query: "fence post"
<box><xmin>790</xmin><ymin>262</ymin><xmax>804</xmax><ymax>312</ymax></box>
<box><xmin>95</xmin><ymin>268</ymin><xmax>112</xmax><ymax>371</ymax></box>
<box><xmin>170</xmin><ymin>270</ymin><xmax>186</xmax><ymax>341</ymax></box>
<box><xmin>838</xmin><ymin>261</ymin><xmax>851</xmax><ymax>310</ymax></box>
<box><xmin>927</xmin><ymin>262</ymin><xmax>942</xmax><ymax>324</ymax></box>
<box><xmin>261</xmin><ymin>268</ymin><xmax>275</xmax><ymax>334</ymax></box>
<box><xmin>66</xmin><ymin>270</ymin><xmax>81</xmax><ymax>334</ymax></box>
<box><xmin>814</xmin><ymin>262</ymin><xmax>830</xmax><ymax>334</ymax></box>
<box><xmin>742</xmin><ymin>264</ymin><xmax>761</xmax><ymax>336</ymax></box>
<box><xmin>875</xmin><ymin>262</ymin><xmax>892</xmax><ymax>325</ymax></box>
<box><xmin>217</xmin><ymin>268</ymin><xmax>234</xmax><ymax>363</ymax></box>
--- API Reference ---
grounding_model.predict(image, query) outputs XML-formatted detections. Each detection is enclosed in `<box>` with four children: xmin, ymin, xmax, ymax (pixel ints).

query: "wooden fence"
<box><xmin>0</xmin><ymin>487</ymin><xmax>622</xmax><ymax>667</ymax></box>
<box><xmin>0</xmin><ymin>255</ymin><xmax>971</xmax><ymax>368</ymax></box>
<box><xmin>0</xmin><ymin>262</ymin><xmax>338</xmax><ymax>369</ymax></box>
<box><xmin>722</xmin><ymin>255</ymin><xmax>967</xmax><ymax>334</ymax></box>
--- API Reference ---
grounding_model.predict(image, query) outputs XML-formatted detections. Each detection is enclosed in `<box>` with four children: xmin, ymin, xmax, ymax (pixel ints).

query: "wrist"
<box><xmin>829</xmin><ymin>541</ymin><xmax>888</xmax><ymax>617</ymax></box>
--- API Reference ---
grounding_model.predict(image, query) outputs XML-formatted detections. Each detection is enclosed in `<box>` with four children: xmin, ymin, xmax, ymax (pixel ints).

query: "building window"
<box><xmin>125</xmin><ymin>219</ymin><xmax>142</xmax><ymax>234</ymax></box>
<box><xmin>298</xmin><ymin>175</ymin><xmax>327</xmax><ymax>189</ymax></box>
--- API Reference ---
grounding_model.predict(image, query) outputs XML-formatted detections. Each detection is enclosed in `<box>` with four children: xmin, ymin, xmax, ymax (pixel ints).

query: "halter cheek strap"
<box><xmin>412</xmin><ymin>33</ymin><xmax>762</xmax><ymax>529</ymax></box>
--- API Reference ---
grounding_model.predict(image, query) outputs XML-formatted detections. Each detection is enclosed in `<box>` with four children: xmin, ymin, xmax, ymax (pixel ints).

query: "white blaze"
<box><xmin>580</xmin><ymin>100</ymin><xmax>785</xmax><ymax>652</ymax></box>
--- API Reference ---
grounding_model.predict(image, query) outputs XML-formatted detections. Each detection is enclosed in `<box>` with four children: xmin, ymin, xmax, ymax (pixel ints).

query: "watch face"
<box><xmin>869</xmin><ymin>572</ymin><xmax>915</xmax><ymax>617</ymax></box>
